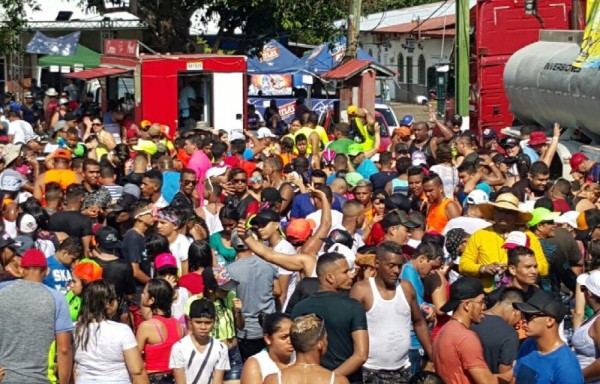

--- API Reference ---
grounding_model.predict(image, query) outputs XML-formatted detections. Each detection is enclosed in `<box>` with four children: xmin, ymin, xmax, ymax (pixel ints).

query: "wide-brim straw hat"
<box><xmin>478</xmin><ymin>192</ymin><xmax>533</xmax><ymax>224</ymax></box>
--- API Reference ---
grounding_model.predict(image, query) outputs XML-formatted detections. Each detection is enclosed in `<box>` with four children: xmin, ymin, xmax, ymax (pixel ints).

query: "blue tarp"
<box><xmin>301</xmin><ymin>36</ymin><xmax>377</xmax><ymax>74</ymax></box>
<box><xmin>247</xmin><ymin>40</ymin><xmax>305</xmax><ymax>74</ymax></box>
<box><xmin>26</xmin><ymin>31</ymin><xmax>81</xmax><ymax>56</ymax></box>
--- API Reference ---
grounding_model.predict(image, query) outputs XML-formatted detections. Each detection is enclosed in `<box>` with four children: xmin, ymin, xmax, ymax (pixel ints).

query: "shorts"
<box><xmin>362</xmin><ymin>366</ymin><xmax>410</xmax><ymax>384</ymax></box>
<box><xmin>224</xmin><ymin>344</ymin><xmax>243</xmax><ymax>381</ymax></box>
<box><xmin>149</xmin><ymin>372</ymin><xmax>174</xmax><ymax>384</ymax></box>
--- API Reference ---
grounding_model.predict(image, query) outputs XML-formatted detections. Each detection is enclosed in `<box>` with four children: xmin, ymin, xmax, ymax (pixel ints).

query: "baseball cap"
<box><xmin>64</xmin><ymin>112</ymin><xmax>77</xmax><ymax>121</ymax></box>
<box><xmin>501</xmin><ymin>137</ymin><xmax>520</xmax><ymax>148</ymax></box>
<box><xmin>257</xmin><ymin>127</ymin><xmax>276</xmax><ymax>139</ymax></box>
<box><xmin>347</xmin><ymin>105</ymin><xmax>358</xmax><ymax>116</ymax></box>
<box><xmin>440</xmin><ymin>277</ymin><xmax>484</xmax><ymax>313</ymax></box>
<box><xmin>528</xmin><ymin>207</ymin><xmax>560</xmax><ymax>228</ymax></box>
<box><xmin>394</xmin><ymin>127</ymin><xmax>412</xmax><ymax>139</ymax></box>
<box><xmin>154</xmin><ymin>253</ymin><xmax>177</xmax><ymax>271</ymax></box>
<box><xmin>21</xmin><ymin>249</ymin><xmax>47</xmax><ymax>268</ymax></box>
<box><xmin>321</xmin><ymin>229</ymin><xmax>354</xmax><ymax>249</ymax></box>
<box><xmin>95</xmin><ymin>226</ymin><xmax>121</xmax><ymax>251</ymax></box>
<box><xmin>412</xmin><ymin>151</ymin><xmax>427</xmax><ymax>166</ymax></box>
<box><xmin>213</xmin><ymin>265</ymin><xmax>239</xmax><ymax>291</ymax></box>
<box><xmin>250</xmin><ymin>209</ymin><xmax>280</xmax><ymax>226</ymax></box>
<box><xmin>502</xmin><ymin>231</ymin><xmax>531</xmax><ymax>249</ymax></box>
<box><xmin>322</xmin><ymin>149</ymin><xmax>336</xmax><ymax>164</ymax></box>
<box><xmin>451</xmin><ymin>114</ymin><xmax>463</xmax><ymax>125</ymax></box>
<box><xmin>383</xmin><ymin>194</ymin><xmax>410</xmax><ymax>212</ymax></box>
<box><xmin>381</xmin><ymin>210</ymin><xmax>418</xmax><ymax>232</ymax></box>
<box><xmin>126</xmin><ymin>129</ymin><xmax>139</xmax><ymax>140</ymax></box>
<box><xmin>0</xmin><ymin>231</ymin><xmax>16</xmax><ymax>249</ymax></box>
<box><xmin>345</xmin><ymin>172</ymin><xmax>363</xmax><ymax>188</ymax></box>
<box><xmin>18</xmin><ymin>214</ymin><xmax>38</xmax><ymax>234</ymax></box>
<box><xmin>286</xmin><ymin>219</ymin><xmax>316</xmax><ymax>243</ymax></box>
<box><xmin>15</xmin><ymin>235</ymin><xmax>34</xmax><ymax>256</ymax></box>
<box><xmin>188</xmin><ymin>298</ymin><xmax>216</xmax><ymax>319</ymax></box>
<box><xmin>123</xmin><ymin>183</ymin><xmax>141</xmax><ymax>199</ymax></box>
<box><xmin>570</xmin><ymin>152</ymin><xmax>588</xmax><ymax>173</ymax></box>
<box><xmin>513</xmin><ymin>288</ymin><xmax>568</xmax><ymax>322</ymax></box>
<box><xmin>465</xmin><ymin>189</ymin><xmax>490</xmax><ymax>206</ymax></box>
<box><xmin>53</xmin><ymin>149</ymin><xmax>72</xmax><ymax>160</ymax></box>
<box><xmin>230</xmin><ymin>229</ymin><xmax>249</xmax><ymax>251</ymax></box>
<box><xmin>482</xmin><ymin>128</ymin><xmax>497</xmax><ymax>140</ymax></box>
<box><xmin>261</xmin><ymin>187</ymin><xmax>285</xmax><ymax>204</ymax></box>
<box><xmin>528</xmin><ymin>131</ymin><xmax>548</xmax><ymax>146</ymax></box>
<box><xmin>53</xmin><ymin>120</ymin><xmax>67</xmax><ymax>132</ymax></box>
<box><xmin>206</xmin><ymin>166</ymin><xmax>228</xmax><ymax>179</ymax></box>
<box><xmin>140</xmin><ymin>120</ymin><xmax>152</xmax><ymax>129</ymax></box>
<box><xmin>132</xmin><ymin>140</ymin><xmax>158</xmax><ymax>155</ymax></box>
<box><xmin>578</xmin><ymin>270</ymin><xmax>600</xmax><ymax>297</ymax></box>
<box><xmin>554</xmin><ymin>211</ymin><xmax>581</xmax><ymax>230</ymax></box>
<box><xmin>73</xmin><ymin>261</ymin><xmax>103</xmax><ymax>282</ymax></box>
<box><xmin>347</xmin><ymin>143</ymin><xmax>363</xmax><ymax>157</ymax></box>
<box><xmin>0</xmin><ymin>169</ymin><xmax>26</xmax><ymax>192</ymax></box>
<box><xmin>401</xmin><ymin>114</ymin><xmax>414</xmax><ymax>126</ymax></box>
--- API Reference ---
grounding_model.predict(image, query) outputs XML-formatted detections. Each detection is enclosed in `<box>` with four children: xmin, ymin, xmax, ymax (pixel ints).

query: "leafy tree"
<box><xmin>0</xmin><ymin>0</ymin><xmax>39</xmax><ymax>54</ymax></box>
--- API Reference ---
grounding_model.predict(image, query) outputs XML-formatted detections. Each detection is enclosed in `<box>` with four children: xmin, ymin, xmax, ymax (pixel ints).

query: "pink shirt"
<box><xmin>187</xmin><ymin>150</ymin><xmax>211</xmax><ymax>207</ymax></box>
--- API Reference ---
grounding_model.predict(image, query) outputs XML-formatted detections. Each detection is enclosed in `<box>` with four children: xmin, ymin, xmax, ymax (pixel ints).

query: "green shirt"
<box><xmin>327</xmin><ymin>138</ymin><xmax>356</xmax><ymax>155</ymax></box>
<box><xmin>292</xmin><ymin>291</ymin><xmax>367</xmax><ymax>383</ymax></box>
<box><xmin>209</xmin><ymin>232</ymin><xmax>236</xmax><ymax>264</ymax></box>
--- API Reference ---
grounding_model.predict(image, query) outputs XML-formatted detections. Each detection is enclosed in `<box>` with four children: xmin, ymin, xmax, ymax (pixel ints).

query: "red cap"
<box><xmin>570</xmin><ymin>152</ymin><xmax>588</xmax><ymax>173</ymax></box>
<box><xmin>53</xmin><ymin>149</ymin><xmax>72</xmax><ymax>160</ymax></box>
<box><xmin>21</xmin><ymin>249</ymin><xmax>47</xmax><ymax>268</ymax></box>
<box><xmin>528</xmin><ymin>131</ymin><xmax>548</xmax><ymax>146</ymax></box>
<box><xmin>73</xmin><ymin>261</ymin><xmax>103</xmax><ymax>282</ymax></box>
<box><xmin>126</xmin><ymin>129</ymin><xmax>139</xmax><ymax>140</ymax></box>
<box><xmin>155</xmin><ymin>253</ymin><xmax>177</xmax><ymax>270</ymax></box>
<box><xmin>286</xmin><ymin>219</ymin><xmax>316</xmax><ymax>243</ymax></box>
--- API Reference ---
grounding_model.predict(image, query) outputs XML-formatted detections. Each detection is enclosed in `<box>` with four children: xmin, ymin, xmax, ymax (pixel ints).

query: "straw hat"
<box><xmin>478</xmin><ymin>192</ymin><xmax>533</xmax><ymax>224</ymax></box>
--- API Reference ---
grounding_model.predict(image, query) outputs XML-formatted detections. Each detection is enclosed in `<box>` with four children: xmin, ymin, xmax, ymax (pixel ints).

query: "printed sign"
<box><xmin>249</xmin><ymin>74</ymin><xmax>293</xmax><ymax>96</ymax></box>
<box><xmin>104</xmin><ymin>39</ymin><xmax>139</xmax><ymax>58</ymax></box>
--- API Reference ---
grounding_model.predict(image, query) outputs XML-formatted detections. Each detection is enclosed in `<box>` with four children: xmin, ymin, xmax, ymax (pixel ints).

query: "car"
<box><xmin>375</xmin><ymin>103</ymin><xmax>400</xmax><ymax>131</ymax></box>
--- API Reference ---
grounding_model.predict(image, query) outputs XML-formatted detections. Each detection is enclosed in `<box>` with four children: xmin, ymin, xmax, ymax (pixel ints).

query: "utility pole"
<box><xmin>346</xmin><ymin>0</ymin><xmax>362</xmax><ymax>59</ymax></box>
<box><xmin>455</xmin><ymin>0</ymin><xmax>469</xmax><ymax>119</ymax></box>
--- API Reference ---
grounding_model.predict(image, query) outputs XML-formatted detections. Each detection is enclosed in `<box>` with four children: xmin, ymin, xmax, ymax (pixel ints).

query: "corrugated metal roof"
<box><xmin>375</xmin><ymin>14</ymin><xmax>455</xmax><ymax>34</ymax></box>
<box><xmin>321</xmin><ymin>59</ymin><xmax>371</xmax><ymax>80</ymax></box>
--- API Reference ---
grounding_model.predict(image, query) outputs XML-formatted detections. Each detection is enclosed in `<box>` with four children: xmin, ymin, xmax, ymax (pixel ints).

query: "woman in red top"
<box><xmin>136</xmin><ymin>279</ymin><xmax>183</xmax><ymax>384</ymax></box>
<box><xmin>178</xmin><ymin>240</ymin><xmax>213</xmax><ymax>295</ymax></box>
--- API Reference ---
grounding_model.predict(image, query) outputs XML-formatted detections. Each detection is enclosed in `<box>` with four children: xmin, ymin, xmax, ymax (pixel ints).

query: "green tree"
<box><xmin>0</xmin><ymin>0</ymin><xmax>39</xmax><ymax>54</ymax></box>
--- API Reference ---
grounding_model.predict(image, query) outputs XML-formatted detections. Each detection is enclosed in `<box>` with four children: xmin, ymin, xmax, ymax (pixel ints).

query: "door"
<box><xmin>213</xmin><ymin>72</ymin><xmax>244</xmax><ymax>132</ymax></box>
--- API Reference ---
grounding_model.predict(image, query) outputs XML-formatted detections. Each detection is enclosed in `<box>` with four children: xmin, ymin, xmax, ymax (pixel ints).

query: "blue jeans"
<box><xmin>224</xmin><ymin>345</ymin><xmax>243</xmax><ymax>380</ymax></box>
<box><xmin>408</xmin><ymin>348</ymin><xmax>423</xmax><ymax>376</ymax></box>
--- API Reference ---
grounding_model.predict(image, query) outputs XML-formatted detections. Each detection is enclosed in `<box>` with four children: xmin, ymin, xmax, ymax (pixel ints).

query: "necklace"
<box><xmin>538</xmin><ymin>340</ymin><xmax>563</xmax><ymax>355</ymax></box>
<box><xmin>297</xmin><ymin>363</ymin><xmax>319</xmax><ymax>368</ymax></box>
<box><xmin>451</xmin><ymin>317</ymin><xmax>468</xmax><ymax>329</ymax></box>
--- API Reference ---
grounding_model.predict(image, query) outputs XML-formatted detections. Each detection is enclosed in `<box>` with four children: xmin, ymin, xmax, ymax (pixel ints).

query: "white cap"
<box><xmin>555</xmin><ymin>211</ymin><xmax>580</xmax><ymax>230</ymax></box>
<box><xmin>371</xmin><ymin>153</ymin><xmax>381</xmax><ymax>163</ymax></box>
<box><xmin>578</xmin><ymin>270</ymin><xmax>600</xmax><ymax>297</ymax></box>
<box><xmin>465</xmin><ymin>189</ymin><xmax>489</xmax><ymax>205</ymax></box>
<box><xmin>257</xmin><ymin>127</ymin><xmax>276</xmax><ymax>139</ymax></box>
<box><xmin>19</xmin><ymin>214</ymin><xmax>38</xmax><ymax>234</ymax></box>
<box><xmin>229</xmin><ymin>130</ymin><xmax>245</xmax><ymax>142</ymax></box>
<box><xmin>518</xmin><ymin>200</ymin><xmax>536</xmax><ymax>213</ymax></box>
<box><xmin>206</xmin><ymin>166</ymin><xmax>228</xmax><ymax>179</ymax></box>
<box><xmin>502</xmin><ymin>231</ymin><xmax>530</xmax><ymax>249</ymax></box>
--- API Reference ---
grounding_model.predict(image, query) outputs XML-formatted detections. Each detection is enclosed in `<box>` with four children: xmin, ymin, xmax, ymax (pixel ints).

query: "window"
<box><xmin>418</xmin><ymin>54</ymin><xmax>426</xmax><ymax>85</ymax></box>
<box><xmin>397</xmin><ymin>53</ymin><xmax>404</xmax><ymax>82</ymax></box>
<box><xmin>406</xmin><ymin>56</ymin><xmax>413</xmax><ymax>84</ymax></box>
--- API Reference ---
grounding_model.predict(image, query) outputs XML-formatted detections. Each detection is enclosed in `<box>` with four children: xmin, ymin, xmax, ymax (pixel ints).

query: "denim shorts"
<box><xmin>224</xmin><ymin>344</ymin><xmax>243</xmax><ymax>380</ymax></box>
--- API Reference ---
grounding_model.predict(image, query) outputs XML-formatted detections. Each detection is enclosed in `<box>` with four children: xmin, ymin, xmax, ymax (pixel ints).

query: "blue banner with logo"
<box><xmin>249</xmin><ymin>98</ymin><xmax>338</xmax><ymax>123</ymax></box>
<box><xmin>26</xmin><ymin>31</ymin><xmax>81</xmax><ymax>55</ymax></box>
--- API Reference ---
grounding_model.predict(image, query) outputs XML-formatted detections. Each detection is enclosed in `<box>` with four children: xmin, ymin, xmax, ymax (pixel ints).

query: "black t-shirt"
<box><xmin>369</xmin><ymin>171</ymin><xmax>398</xmax><ymax>191</ymax></box>
<box><xmin>48</xmin><ymin>211</ymin><xmax>93</xmax><ymax>238</ymax></box>
<box><xmin>511</xmin><ymin>178</ymin><xmax>545</xmax><ymax>202</ymax></box>
<box><xmin>291</xmin><ymin>291</ymin><xmax>367</xmax><ymax>383</ymax></box>
<box><xmin>95</xmin><ymin>257</ymin><xmax>136</xmax><ymax>301</ymax></box>
<box><xmin>122</xmin><ymin>229</ymin><xmax>150</xmax><ymax>278</ymax></box>
<box><xmin>284</xmin><ymin>278</ymin><xmax>320</xmax><ymax>315</ymax></box>
<box><xmin>470</xmin><ymin>314</ymin><xmax>519</xmax><ymax>373</ymax></box>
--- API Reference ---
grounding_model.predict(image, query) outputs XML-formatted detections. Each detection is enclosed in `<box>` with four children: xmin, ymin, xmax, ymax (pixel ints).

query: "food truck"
<box><xmin>65</xmin><ymin>39</ymin><xmax>247</xmax><ymax>132</ymax></box>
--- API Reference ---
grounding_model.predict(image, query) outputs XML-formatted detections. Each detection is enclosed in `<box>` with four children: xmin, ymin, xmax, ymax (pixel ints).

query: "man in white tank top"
<box><xmin>350</xmin><ymin>241</ymin><xmax>432</xmax><ymax>383</ymax></box>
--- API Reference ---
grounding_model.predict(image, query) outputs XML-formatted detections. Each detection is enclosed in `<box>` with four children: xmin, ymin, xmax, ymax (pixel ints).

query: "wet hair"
<box><xmin>376</xmin><ymin>241</ymin><xmax>404</xmax><ymax>260</ymax></box>
<box><xmin>259</xmin><ymin>312</ymin><xmax>292</xmax><ymax>336</ymax></box>
<box><xmin>316</xmin><ymin>252</ymin><xmax>346</xmax><ymax>278</ymax></box>
<box><xmin>533</xmin><ymin>197</ymin><xmax>554</xmax><ymax>211</ymax></box>
<box><xmin>58</xmin><ymin>237</ymin><xmax>84</xmax><ymax>259</ymax></box>
<box><xmin>529</xmin><ymin>161</ymin><xmax>549</xmax><ymax>177</ymax></box>
<box><xmin>145</xmin><ymin>234</ymin><xmax>170</xmax><ymax>262</ymax></box>
<box><xmin>408</xmin><ymin>166</ymin><xmax>425</xmax><ymax>178</ymax></box>
<box><xmin>414</xmin><ymin>241</ymin><xmax>444</xmax><ymax>261</ymax></box>
<box><xmin>145</xmin><ymin>279</ymin><xmax>174</xmax><ymax>317</ymax></box>
<box><xmin>188</xmin><ymin>240</ymin><xmax>213</xmax><ymax>272</ymax></box>
<box><xmin>75</xmin><ymin>280</ymin><xmax>118</xmax><ymax>351</ymax></box>
<box><xmin>508</xmin><ymin>246</ymin><xmax>535</xmax><ymax>266</ymax></box>
<box><xmin>219</xmin><ymin>203</ymin><xmax>240</xmax><ymax>223</ymax></box>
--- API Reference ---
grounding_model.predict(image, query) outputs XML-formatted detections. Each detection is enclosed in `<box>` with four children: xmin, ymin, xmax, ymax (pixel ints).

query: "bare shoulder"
<box><xmin>400</xmin><ymin>280</ymin><xmax>416</xmax><ymax>298</ymax></box>
<box><xmin>349</xmin><ymin>279</ymin><xmax>370</xmax><ymax>298</ymax></box>
<box><xmin>263</xmin><ymin>372</ymin><xmax>277</xmax><ymax>384</ymax></box>
<box><xmin>335</xmin><ymin>374</ymin><xmax>350</xmax><ymax>384</ymax></box>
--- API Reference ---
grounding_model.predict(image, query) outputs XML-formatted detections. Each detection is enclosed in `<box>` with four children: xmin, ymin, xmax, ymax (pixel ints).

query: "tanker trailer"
<box><xmin>503</xmin><ymin>31</ymin><xmax>600</xmax><ymax>178</ymax></box>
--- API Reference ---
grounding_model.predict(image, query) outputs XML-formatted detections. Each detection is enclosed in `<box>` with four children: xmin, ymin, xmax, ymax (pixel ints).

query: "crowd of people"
<box><xmin>1</xmin><ymin>90</ymin><xmax>600</xmax><ymax>384</ymax></box>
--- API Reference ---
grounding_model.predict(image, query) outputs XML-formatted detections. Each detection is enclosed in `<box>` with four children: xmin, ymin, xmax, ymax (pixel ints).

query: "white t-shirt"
<box><xmin>430</xmin><ymin>164</ymin><xmax>458</xmax><ymax>199</ymax></box>
<box><xmin>169</xmin><ymin>336</ymin><xmax>230</xmax><ymax>383</ymax></box>
<box><xmin>442</xmin><ymin>216</ymin><xmax>491</xmax><ymax>236</ymax></box>
<box><xmin>8</xmin><ymin>119</ymin><xmax>34</xmax><ymax>144</ymax></box>
<box><xmin>74</xmin><ymin>320</ymin><xmax>138</xmax><ymax>384</ymax></box>
<box><xmin>273</xmin><ymin>239</ymin><xmax>297</xmax><ymax>311</ymax></box>
<box><xmin>329</xmin><ymin>224</ymin><xmax>364</xmax><ymax>253</ymax></box>
<box><xmin>306</xmin><ymin>209</ymin><xmax>344</xmax><ymax>230</ymax></box>
<box><xmin>170</xmin><ymin>234</ymin><xmax>191</xmax><ymax>273</ymax></box>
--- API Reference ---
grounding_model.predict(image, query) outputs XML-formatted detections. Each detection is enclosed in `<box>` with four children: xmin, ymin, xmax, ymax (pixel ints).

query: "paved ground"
<box><xmin>388</xmin><ymin>101</ymin><xmax>430</xmax><ymax>122</ymax></box>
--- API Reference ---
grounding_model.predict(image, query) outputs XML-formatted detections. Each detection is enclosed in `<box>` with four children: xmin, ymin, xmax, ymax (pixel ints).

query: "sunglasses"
<box><xmin>523</xmin><ymin>312</ymin><xmax>546</xmax><ymax>322</ymax></box>
<box><xmin>250</xmin><ymin>177</ymin><xmax>263</xmax><ymax>183</ymax></box>
<box><xmin>233</xmin><ymin>178</ymin><xmax>247</xmax><ymax>184</ymax></box>
<box><xmin>140</xmin><ymin>126</ymin><xmax>150</xmax><ymax>131</ymax></box>
<box><xmin>92</xmin><ymin>123</ymin><xmax>102</xmax><ymax>126</ymax></box>
<box><xmin>182</xmin><ymin>179</ymin><xmax>198</xmax><ymax>186</ymax></box>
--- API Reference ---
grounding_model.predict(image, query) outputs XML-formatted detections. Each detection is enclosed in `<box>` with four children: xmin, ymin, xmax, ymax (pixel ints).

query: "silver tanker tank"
<box><xmin>504</xmin><ymin>36</ymin><xmax>600</xmax><ymax>140</ymax></box>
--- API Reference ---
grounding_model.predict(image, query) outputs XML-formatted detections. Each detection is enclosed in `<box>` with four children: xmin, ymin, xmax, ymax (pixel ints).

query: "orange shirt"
<box><xmin>45</xmin><ymin>169</ymin><xmax>77</xmax><ymax>190</ymax></box>
<box><xmin>426</xmin><ymin>197</ymin><xmax>453</xmax><ymax>233</ymax></box>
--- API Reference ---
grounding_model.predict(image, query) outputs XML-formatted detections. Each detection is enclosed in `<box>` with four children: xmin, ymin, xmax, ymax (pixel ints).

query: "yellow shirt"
<box><xmin>354</xmin><ymin>117</ymin><xmax>375</xmax><ymax>150</ymax></box>
<box><xmin>459</xmin><ymin>227</ymin><xmax>549</xmax><ymax>292</ymax></box>
<box><xmin>294</xmin><ymin>125</ymin><xmax>329</xmax><ymax>154</ymax></box>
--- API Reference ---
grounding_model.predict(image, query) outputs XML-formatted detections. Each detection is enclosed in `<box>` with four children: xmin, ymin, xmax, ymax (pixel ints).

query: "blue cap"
<box><xmin>401</xmin><ymin>115</ymin><xmax>414</xmax><ymax>127</ymax></box>
<box><xmin>243</xmin><ymin>148</ymin><xmax>255</xmax><ymax>161</ymax></box>
<box><xmin>482</xmin><ymin>128</ymin><xmax>497</xmax><ymax>140</ymax></box>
